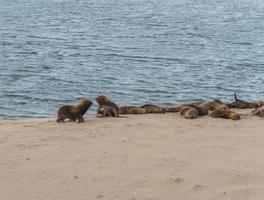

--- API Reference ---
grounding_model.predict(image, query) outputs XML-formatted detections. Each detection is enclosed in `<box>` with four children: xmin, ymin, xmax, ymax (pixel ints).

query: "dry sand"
<box><xmin>0</xmin><ymin>110</ymin><xmax>264</xmax><ymax>200</ymax></box>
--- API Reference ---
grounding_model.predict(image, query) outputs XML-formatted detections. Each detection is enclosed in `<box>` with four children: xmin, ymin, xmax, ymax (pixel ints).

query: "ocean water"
<box><xmin>1</xmin><ymin>0</ymin><xmax>264</xmax><ymax>117</ymax></box>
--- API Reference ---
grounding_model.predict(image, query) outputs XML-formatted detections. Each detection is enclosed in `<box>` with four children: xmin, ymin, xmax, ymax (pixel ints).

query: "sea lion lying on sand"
<box><xmin>167</xmin><ymin>101</ymin><xmax>207</xmax><ymax>113</ymax></box>
<box><xmin>187</xmin><ymin>101</ymin><xmax>213</xmax><ymax>116</ymax></box>
<box><xmin>167</xmin><ymin>100</ymin><xmax>227</xmax><ymax>116</ymax></box>
<box><xmin>209</xmin><ymin>99</ymin><xmax>229</xmax><ymax>112</ymax></box>
<box><xmin>180</xmin><ymin>106</ymin><xmax>199</xmax><ymax>119</ymax></box>
<box><xmin>166</xmin><ymin>104</ymin><xmax>186</xmax><ymax>113</ymax></box>
<box><xmin>187</xmin><ymin>99</ymin><xmax>228</xmax><ymax>116</ymax></box>
<box><xmin>180</xmin><ymin>100</ymin><xmax>224</xmax><ymax>118</ymax></box>
<box><xmin>56</xmin><ymin>99</ymin><xmax>93</xmax><ymax>123</ymax></box>
<box><xmin>255</xmin><ymin>100</ymin><xmax>264</xmax><ymax>107</ymax></box>
<box><xmin>96</xmin><ymin>95</ymin><xmax>119</xmax><ymax>117</ymax></box>
<box><xmin>252</xmin><ymin>106</ymin><xmax>264</xmax><ymax>118</ymax></box>
<box><xmin>141</xmin><ymin>104</ymin><xmax>166</xmax><ymax>114</ymax></box>
<box><xmin>227</xmin><ymin>93</ymin><xmax>258</xmax><ymax>109</ymax></box>
<box><xmin>119</xmin><ymin>106</ymin><xmax>146</xmax><ymax>114</ymax></box>
<box><xmin>209</xmin><ymin>109</ymin><xmax>240</xmax><ymax>120</ymax></box>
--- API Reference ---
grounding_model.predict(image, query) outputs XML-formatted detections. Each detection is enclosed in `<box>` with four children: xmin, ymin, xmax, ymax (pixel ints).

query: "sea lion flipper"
<box><xmin>234</xmin><ymin>93</ymin><xmax>238</xmax><ymax>101</ymax></box>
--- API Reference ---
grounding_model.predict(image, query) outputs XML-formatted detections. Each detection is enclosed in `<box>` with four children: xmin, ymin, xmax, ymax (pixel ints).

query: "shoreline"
<box><xmin>0</xmin><ymin>108</ymin><xmax>259</xmax><ymax>124</ymax></box>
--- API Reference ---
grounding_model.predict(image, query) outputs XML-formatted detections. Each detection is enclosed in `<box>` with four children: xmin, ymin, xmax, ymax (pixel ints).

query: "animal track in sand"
<box><xmin>170</xmin><ymin>177</ymin><xmax>184</xmax><ymax>184</ymax></box>
<box><xmin>192</xmin><ymin>184</ymin><xmax>205</xmax><ymax>191</ymax></box>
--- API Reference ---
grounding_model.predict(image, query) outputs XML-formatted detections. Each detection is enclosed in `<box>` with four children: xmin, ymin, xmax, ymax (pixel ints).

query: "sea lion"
<box><xmin>167</xmin><ymin>100</ymin><xmax>222</xmax><ymax>116</ymax></box>
<box><xmin>255</xmin><ymin>100</ymin><xmax>264</xmax><ymax>107</ymax></box>
<box><xmin>227</xmin><ymin>93</ymin><xmax>258</xmax><ymax>109</ymax></box>
<box><xmin>252</xmin><ymin>106</ymin><xmax>264</xmax><ymax>118</ymax></box>
<box><xmin>141</xmin><ymin>104</ymin><xmax>166</xmax><ymax>114</ymax></box>
<box><xmin>209</xmin><ymin>99</ymin><xmax>229</xmax><ymax>112</ymax></box>
<box><xmin>187</xmin><ymin>101</ymin><xmax>212</xmax><ymax>116</ymax></box>
<box><xmin>56</xmin><ymin>99</ymin><xmax>93</xmax><ymax>123</ymax></box>
<box><xmin>209</xmin><ymin>109</ymin><xmax>240</xmax><ymax>120</ymax></box>
<box><xmin>180</xmin><ymin>106</ymin><xmax>199</xmax><ymax>119</ymax></box>
<box><xmin>119</xmin><ymin>106</ymin><xmax>146</xmax><ymax>114</ymax></box>
<box><xmin>96</xmin><ymin>105</ymin><xmax>116</xmax><ymax>118</ymax></box>
<box><xmin>96</xmin><ymin>95</ymin><xmax>119</xmax><ymax>117</ymax></box>
<box><xmin>187</xmin><ymin>101</ymin><xmax>207</xmax><ymax>107</ymax></box>
<box><xmin>166</xmin><ymin>104</ymin><xmax>186</xmax><ymax>113</ymax></box>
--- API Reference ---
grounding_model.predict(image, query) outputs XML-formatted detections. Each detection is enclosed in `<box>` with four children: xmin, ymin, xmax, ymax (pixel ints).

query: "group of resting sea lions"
<box><xmin>56</xmin><ymin>93</ymin><xmax>264</xmax><ymax>123</ymax></box>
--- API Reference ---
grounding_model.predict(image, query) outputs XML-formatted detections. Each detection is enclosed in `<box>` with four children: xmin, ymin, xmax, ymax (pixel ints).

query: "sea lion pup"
<box><xmin>141</xmin><ymin>104</ymin><xmax>166</xmax><ymax>114</ymax></box>
<box><xmin>227</xmin><ymin>93</ymin><xmax>258</xmax><ymax>109</ymax></box>
<box><xmin>56</xmin><ymin>99</ymin><xmax>93</xmax><ymax>123</ymax></box>
<box><xmin>179</xmin><ymin>106</ymin><xmax>199</xmax><ymax>119</ymax></box>
<box><xmin>209</xmin><ymin>110</ymin><xmax>240</xmax><ymax>120</ymax></box>
<box><xmin>96</xmin><ymin>95</ymin><xmax>119</xmax><ymax>117</ymax></box>
<box><xmin>252</xmin><ymin>106</ymin><xmax>264</xmax><ymax>118</ymax></box>
<box><xmin>119</xmin><ymin>106</ymin><xmax>146</xmax><ymax>114</ymax></box>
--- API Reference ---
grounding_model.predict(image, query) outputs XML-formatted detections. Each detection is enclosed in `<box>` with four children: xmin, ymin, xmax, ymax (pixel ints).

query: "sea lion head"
<box><xmin>79</xmin><ymin>99</ymin><xmax>93</xmax><ymax>107</ymax></box>
<box><xmin>229</xmin><ymin>111</ymin><xmax>240</xmax><ymax>120</ymax></box>
<box><xmin>96</xmin><ymin>96</ymin><xmax>109</xmax><ymax>105</ymax></box>
<box><xmin>180</xmin><ymin>106</ymin><xmax>199</xmax><ymax>119</ymax></box>
<box><xmin>77</xmin><ymin>99</ymin><xmax>93</xmax><ymax>115</ymax></box>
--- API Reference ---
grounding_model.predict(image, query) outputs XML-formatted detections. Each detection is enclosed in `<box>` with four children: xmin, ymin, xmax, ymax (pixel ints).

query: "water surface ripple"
<box><xmin>1</xmin><ymin>0</ymin><xmax>264</xmax><ymax>117</ymax></box>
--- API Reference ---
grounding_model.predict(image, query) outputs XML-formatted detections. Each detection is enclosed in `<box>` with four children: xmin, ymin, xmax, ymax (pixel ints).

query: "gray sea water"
<box><xmin>1</xmin><ymin>0</ymin><xmax>264</xmax><ymax>117</ymax></box>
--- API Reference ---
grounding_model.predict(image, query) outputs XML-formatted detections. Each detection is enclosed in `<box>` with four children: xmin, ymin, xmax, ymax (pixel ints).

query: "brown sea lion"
<box><xmin>96</xmin><ymin>96</ymin><xmax>119</xmax><ymax>117</ymax></box>
<box><xmin>167</xmin><ymin>100</ymin><xmax>224</xmax><ymax>116</ymax></box>
<box><xmin>56</xmin><ymin>99</ymin><xmax>93</xmax><ymax>123</ymax></box>
<box><xmin>209</xmin><ymin>99</ymin><xmax>229</xmax><ymax>112</ymax></box>
<box><xmin>187</xmin><ymin>101</ymin><xmax>212</xmax><ymax>116</ymax></box>
<box><xmin>166</xmin><ymin>104</ymin><xmax>186</xmax><ymax>113</ymax></box>
<box><xmin>209</xmin><ymin>109</ymin><xmax>240</xmax><ymax>120</ymax></box>
<box><xmin>227</xmin><ymin>93</ymin><xmax>258</xmax><ymax>109</ymax></box>
<box><xmin>141</xmin><ymin>104</ymin><xmax>166</xmax><ymax>114</ymax></box>
<box><xmin>187</xmin><ymin>101</ymin><xmax>207</xmax><ymax>107</ymax></box>
<box><xmin>255</xmin><ymin>100</ymin><xmax>264</xmax><ymax>107</ymax></box>
<box><xmin>119</xmin><ymin>106</ymin><xmax>146</xmax><ymax>114</ymax></box>
<box><xmin>252</xmin><ymin>106</ymin><xmax>264</xmax><ymax>118</ymax></box>
<box><xmin>180</xmin><ymin>106</ymin><xmax>199</xmax><ymax>119</ymax></box>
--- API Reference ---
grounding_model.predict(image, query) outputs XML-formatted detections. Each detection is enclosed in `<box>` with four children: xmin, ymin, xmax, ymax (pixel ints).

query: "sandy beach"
<box><xmin>0</xmin><ymin>110</ymin><xmax>264</xmax><ymax>200</ymax></box>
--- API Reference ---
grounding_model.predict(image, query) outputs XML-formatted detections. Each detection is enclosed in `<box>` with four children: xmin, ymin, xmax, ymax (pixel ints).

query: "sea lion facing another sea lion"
<box><xmin>227</xmin><ymin>93</ymin><xmax>258</xmax><ymax>109</ymax></box>
<box><xmin>96</xmin><ymin>95</ymin><xmax>119</xmax><ymax>117</ymax></box>
<box><xmin>119</xmin><ymin>106</ymin><xmax>146</xmax><ymax>114</ymax></box>
<box><xmin>209</xmin><ymin>109</ymin><xmax>240</xmax><ymax>120</ymax></box>
<box><xmin>179</xmin><ymin>106</ymin><xmax>199</xmax><ymax>119</ymax></box>
<box><xmin>141</xmin><ymin>104</ymin><xmax>166</xmax><ymax>114</ymax></box>
<box><xmin>56</xmin><ymin>99</ymin><xmax>93</xmax><ymax>123</ymax></box>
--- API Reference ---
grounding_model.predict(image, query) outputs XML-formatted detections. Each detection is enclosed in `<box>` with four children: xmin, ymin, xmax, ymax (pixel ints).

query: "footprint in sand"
<box><xmin>170</xmin><ymin>177</ymin><xmax>184</xmax><ymax>184</ymax></box>
<box><xmin>192</xmin><ymin>184</ymin><xmax>205</xmax><ymax>191</ymax></box>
